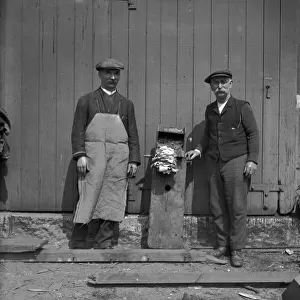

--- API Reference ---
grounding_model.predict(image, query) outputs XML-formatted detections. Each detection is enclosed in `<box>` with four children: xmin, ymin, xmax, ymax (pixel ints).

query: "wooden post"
<box><xmin>147</xmin><ymin>126</ymin><xmax>186</xmax><ymax>249</ymax></box>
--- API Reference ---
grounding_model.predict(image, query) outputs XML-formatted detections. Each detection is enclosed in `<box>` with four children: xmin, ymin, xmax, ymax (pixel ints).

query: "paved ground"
<box><xmin>0</xmin><ymin>250</ymin><xmax>299</xmax><ymax>300</ymax></box>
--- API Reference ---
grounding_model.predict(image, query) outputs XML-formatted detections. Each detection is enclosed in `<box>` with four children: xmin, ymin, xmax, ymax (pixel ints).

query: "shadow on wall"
<box><xmin>0</xmin><ymin>162</ymin><xmax>8</xmax><ymax>207</ymax></box>
<box><xmin>185</xmin><ymin>121</ymin><xmax>211</xmax><ymax>215</ymax></box>
<box><xmin>136</xmin><ymin>147</ymin><xmax>156</xmax><ymax>214</ymax></box>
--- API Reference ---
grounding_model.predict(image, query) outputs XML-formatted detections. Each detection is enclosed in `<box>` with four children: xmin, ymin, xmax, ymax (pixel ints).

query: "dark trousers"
<box><xmin>209</xmin><ymin>154</ymin><xmax>249</xmax><ymax>250</ymax></box>
<box><xmin>70</xmin><ymin>219</ymin><xmax>119</xmax><ymax>249</ymax></box>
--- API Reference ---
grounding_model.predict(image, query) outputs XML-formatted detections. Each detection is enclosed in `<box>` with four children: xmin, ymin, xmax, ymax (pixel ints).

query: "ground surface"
<box><xmin>0</xmin><ymin>250</ymin><xmax>299</xmax><ymax>300</ymax></box>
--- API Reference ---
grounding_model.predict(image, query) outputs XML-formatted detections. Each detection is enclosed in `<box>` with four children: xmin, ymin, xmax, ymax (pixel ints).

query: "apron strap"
<box><xmin>95</xmin><ymin>98</ymin><xmax>101</xmax><ymax>114</ymax></box>
<box><xmin>117</xmin><ymin>100</ymin><xmax>122</xmax><ymax>116</ymax></box>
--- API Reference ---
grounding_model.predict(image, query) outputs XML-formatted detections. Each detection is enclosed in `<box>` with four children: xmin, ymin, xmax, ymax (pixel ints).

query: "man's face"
<box><xmin>99</xmin><ymin>69</ymin><xmax>120</xmax><ymax>91</ymax></box>
<box><xmin>210</xmin><ymin>76</ymin><xmax>232</xmax><ymax>100</ymax></box>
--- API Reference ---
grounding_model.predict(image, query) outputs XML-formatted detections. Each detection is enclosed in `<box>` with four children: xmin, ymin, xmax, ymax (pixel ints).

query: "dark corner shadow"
<box><xmin>185</xmin><ymin>121</ymin><xmax>211</xmax><ymax>215</ymax></box>
<box><xmin>0</xmin><ymin>161</ymin><xmax>8</xmax><ymax>207</ymax></box>
<box><xmin>135</xmin><ymin>148</ymin><xmax>156</xmax><ymax>248</ymax></box>
<box><xmin>136</xmin><ymin>147</ymin><xmax>156</xmax><ymax>215</ymax></box>
<box><xmin>61</xmin><ymin>158</ymin><xmax>78</xmax><ymax>243</ymax></box>
<box><xmin>185</xmin><ymin>121</ymin><xmax>216</xmax><ymax>247</ymax></box>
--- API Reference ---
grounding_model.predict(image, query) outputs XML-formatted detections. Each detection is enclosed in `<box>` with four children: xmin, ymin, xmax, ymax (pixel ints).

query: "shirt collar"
<box><xmin>101</xmin><ymin>87</ymin><xmax>116</xmax><ymax>96</ymax></box>
<box><xmin>217</xmin><ymin>99</ymin><xmax>229</xmax><ymax>107</ymax></box>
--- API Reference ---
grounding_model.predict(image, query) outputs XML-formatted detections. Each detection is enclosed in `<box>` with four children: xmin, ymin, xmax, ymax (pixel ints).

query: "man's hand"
<box><xmin>244</xmin><ymin>161</ymin><xmax>257</xmax><ymax>177</ymax></box>
<box><xmin>185</xmin><ymin>149</ymin><xmax>201</xmax><ymax>161</ymax></box>
<box><xmin>77</xmin><ymin>156</ymin><xmax>89</xmax><ymax>178</ymax></box>
<box><xmin>127</xmin><ymin>163</ymin><xmax>138</xmax><ymax>177</ymax></box>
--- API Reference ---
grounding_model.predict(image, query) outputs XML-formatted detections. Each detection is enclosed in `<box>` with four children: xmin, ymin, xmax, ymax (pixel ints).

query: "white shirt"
<box><xmin>218</xmin><ymin>99</ymin><xmax>229</xmax><ymax>114</ymax></box>
<box><xmin>101</xmin><ymin>87</ymin><xmax>116</xmax><ymax>96</ymax></box>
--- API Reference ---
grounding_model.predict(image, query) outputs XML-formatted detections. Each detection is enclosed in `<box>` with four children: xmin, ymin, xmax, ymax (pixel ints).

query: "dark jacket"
<box><xmin>0</xmin><ymin>106</ymin><xmax>11</xmax><ymax>161</ymax></box>
<box><xmin>196</xmin><ymin>96</ymin><xmax>259</xmax><ymax>163</ymax></box>
<box><xmin>71</xmin><ymin>88</ymin><xmax>141</xmax><ymax>165</ymax></box>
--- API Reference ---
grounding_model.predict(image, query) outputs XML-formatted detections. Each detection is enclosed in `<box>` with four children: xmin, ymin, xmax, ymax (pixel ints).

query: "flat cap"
<box><xmin>95</xmin><ymin>58</ymin><xmax>124</xmax><ymax>71</ymax></box>
<box><xmin>204</xmin><ymin>69</ymin><xmax>232</xmax><ymax>83</ymax></box>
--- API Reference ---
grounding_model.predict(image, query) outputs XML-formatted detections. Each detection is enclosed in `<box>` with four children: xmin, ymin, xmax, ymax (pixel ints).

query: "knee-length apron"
<box><xmin>73</xmin><ymin>107</ymin><xmax>129</xmax><ymax>224</ymax></box>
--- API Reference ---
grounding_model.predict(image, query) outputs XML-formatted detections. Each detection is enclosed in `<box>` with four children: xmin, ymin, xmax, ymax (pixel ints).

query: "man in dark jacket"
<box><xmin>185</xmin><ymin>70</ymin><xmax>259</xmax><ymax>267</ymax></box>
<box><xmin>70</xmin><ymin>58</ymin><xmax>141</xmax><ymax>249</ymax></box>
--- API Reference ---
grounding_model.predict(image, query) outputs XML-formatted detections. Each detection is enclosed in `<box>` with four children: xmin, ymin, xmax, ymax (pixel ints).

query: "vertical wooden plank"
<box><xmin>228</xmin><ymin>0</ymin><xmax>246</xmax><ymax>99</ymax></box>
<box><xmin>111</xmin><ymin>0</ymin><xmax>129</xmax><ymax>97</ymax></box>
<box><xmin>38</xmin><ymin>0</ymin><xmax>57</xmax><ymax>210</ymax></box>
<box><xmin>74</xmin><ymin>0</ymin><xmax>93</xmax><ymax>103</ymax></box>
<box><xmin>211</xmin><ymin>0</ymin><xmax>229</xmax><ymax>71</ymax></box>
<box><xmin>93</xmin><ymin>0</ymin><xmax>110</xmax><ymax>90</ymax></box>
<box><xmin>0</xmin><ymin>0</ymin><xmax>22</xmax><ymax>210</ymax></box>
<box><xmin>160</xmin><ymin>0</ymin><xmax>177</xmax><ymax>127</ymax></box>
<box><xmin>148</xmin><ymin>159</ymin><xmax>187</xmax><ymax>248</ymax></box>
<box><xmin>144</xmin><ymin>0</ymin><xmax>162</xmax><ymax>213</ymax></box>
<box><xmin>279</xmin><ymin>0</ymin><xmax>298</xmax><ymax>214</ymax></box>
<box><xmin>177</xmin><ymin>0</ymin><xmax>193</xmax><ymax>132</ymax></box>
<box><xmin>185</xmin><ymin>0</ymin><xmax>211</xmax><ymax>215</ymax></box>
<box><xmin>246</xmin><ymin>0</ymin><xmax>264</xmax><ymax>185</ymax></box>
<box><xmin>263</xmin><ymin>0</ymin><xmax>280</xmax><ymax>182</ymax></box>
<box><xmin>176</xmin><ymin>0</ymin><xmax>194</xmax><ymax>215</ymax></box>
<box><xmin>19</xmin><ymin>0</ymin><xmax>40</xmax><ymax>210</ymax></box>
<box><xmin>297</xmin><ymin>0</ymin><xmax>300</xmax><ymax>187</ymax></box>
<box><xmin>127</xmin><ymin>0</ymin><xmax>147</xmax><ymax>213</ymax></box>
<box><xmin>0</xmin><ymin>0</ymin><xmax>5</xmax><ymax>108</ymax></box>
<box><xmin>257</xmin><ymin>0</ymin><xmax>280</xmax><ymax>215</ymax></box>
<box><xmin>0</xmin><ymin>0</ymin><xmax>6</xmax><ymax>208</ymax></box>
<box><xmin>245</xmin><ymin>0</ymin><xmax>265</xmax><ymax>214</ymax></box>
<box><xmin>57</xmin><ymin>0</ymin><xmax>75</xmax><ymax>211</ymax></box>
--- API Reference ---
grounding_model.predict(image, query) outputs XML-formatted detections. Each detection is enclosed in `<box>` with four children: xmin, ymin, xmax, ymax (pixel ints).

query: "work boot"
<box><xmin>85</xmin><ymin>219</ymin><xmax>101</xmax><ymax>249</ymax></box>
<box><xmin>211</xmin><ymin>246</ymin><xmax>228</xmax><ymax>258</ymax></box>
<box><xmin>231</xmin><ymin>250</ymin><xmax>243</xmax><ymax>268</ymax></box>
<box><xmin>93</xmin><ymin>220</ymin><xmax>114</xmax><ymax>249</ymax></box>
<box><xmin>69</xmin><ymin>223</ymin><xmax>88</xmax><ymax>249</ymax></box>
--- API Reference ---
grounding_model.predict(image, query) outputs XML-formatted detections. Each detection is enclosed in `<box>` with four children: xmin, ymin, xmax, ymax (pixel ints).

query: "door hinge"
<box><xmin>250</xmin><ymin>183</ymin><xmax>284</xmax><ymax>211</ymax></box>
<box><xmin>116</xmin><ymin>0</ymin><xmax>137</xmax><ymax>10</ymax></box>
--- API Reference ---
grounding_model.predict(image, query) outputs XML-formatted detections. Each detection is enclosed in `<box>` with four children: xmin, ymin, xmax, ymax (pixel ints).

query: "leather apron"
<box><xmin>73</xmin><ymin>101</ymin><xmax>129</xmax><ymax>224</ymax></box>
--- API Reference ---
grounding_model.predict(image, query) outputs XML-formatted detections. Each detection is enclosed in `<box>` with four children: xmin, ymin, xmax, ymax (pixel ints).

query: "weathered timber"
<box><xmin>0</xmin><ymin>236</ymin><xmax>48</xmax><ymax>253</ymax></box>
<box><xmin>87</xmin><ymin>271</ymin><xmax>299</xmax><ymax>286</ymax></box>
<box><xmin>126</xmin><ymin>0</ymin><xmax>147</xmax><ymax>213</ymax></box>
<box><xmin>148</xmin><ymin>126</ymin><xmax>186</xmax><ymax>249</ymax></box>
<box><xmin>278</xmin><ymin>0</ymin><xmax>298</xmax><ymax>214</ymax></box>
<box><xmin>0</xmin><ymin>249</ymin><xmax>227</xmax><ymax>264</ymax></box>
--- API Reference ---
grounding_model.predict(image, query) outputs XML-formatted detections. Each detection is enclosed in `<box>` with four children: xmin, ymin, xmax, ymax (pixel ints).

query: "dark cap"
<box><xmin>95</xmin><ymin>58</ymin><xmax>124</xmax><ymax>71</ymax></box>
<box><xmin>204</xmin><ymin>69</ymin><xmax>232</xmax><ymax>83</ymax></box>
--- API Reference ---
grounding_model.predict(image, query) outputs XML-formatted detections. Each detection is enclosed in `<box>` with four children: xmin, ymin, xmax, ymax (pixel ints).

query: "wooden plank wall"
<box><xmin>0</xmin><ymin>0</ymin><xmax>298</xmax><ymax>215</ymax></box>
<box><xmin>278</xmin><ymin>0</ymin><xmax>298</xmax><ymax>214</ymax></box>
<box><xmin>298</xmin><ymin>0</ymin><xmax>300</xmax><ymax>193</ymax></box>
<box><xmin>137</xmin><ymin>0</ymin><xmax>298</xmax><ymax>215</ymax></box>
<box><xmin>0</xmin><ymin>0</ymin><xmax>114</xmax><ymax>211</ymax></box>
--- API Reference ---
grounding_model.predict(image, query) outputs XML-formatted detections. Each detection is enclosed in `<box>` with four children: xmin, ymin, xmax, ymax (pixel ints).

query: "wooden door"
<box><xmin>126</xmin><ymin>0</ymin><xmax>298</xmax><ymax>216</ymax></box>
<box><xmin>0</xmin><ymin>0</ymin><xmax>131</xmax><ymax>211</ymax></box>
<box><xmin>0</xmin><ymin>0</ymin><xmax>297</xmax><ymax>214</ymax></box>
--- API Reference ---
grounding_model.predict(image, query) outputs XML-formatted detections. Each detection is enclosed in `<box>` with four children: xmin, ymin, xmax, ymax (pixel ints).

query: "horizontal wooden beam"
<box><xmin>0</xmin><ymin>236</ymin><xmax>48</xmax><ymax>253</ymax></box>
<box><xmin>0</xmin><ymin>249</ymin><xmax>226</xmax><ymax>264</ymax></box>
<box><xmin>87</xmin><ymin>271</ymin><xmax>299</xmax><ymax>286</ymax></box>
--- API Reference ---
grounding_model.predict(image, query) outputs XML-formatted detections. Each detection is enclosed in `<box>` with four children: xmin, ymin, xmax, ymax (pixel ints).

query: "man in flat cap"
<box><xmin>70</xmin><ymin>58</ymin><xmax>140</xmax><ymax>249</ymax></box>
<box><xmin>185</xmin><ymin>70</ymin><xmax>259</xmax><ymax>267</ymax></box>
